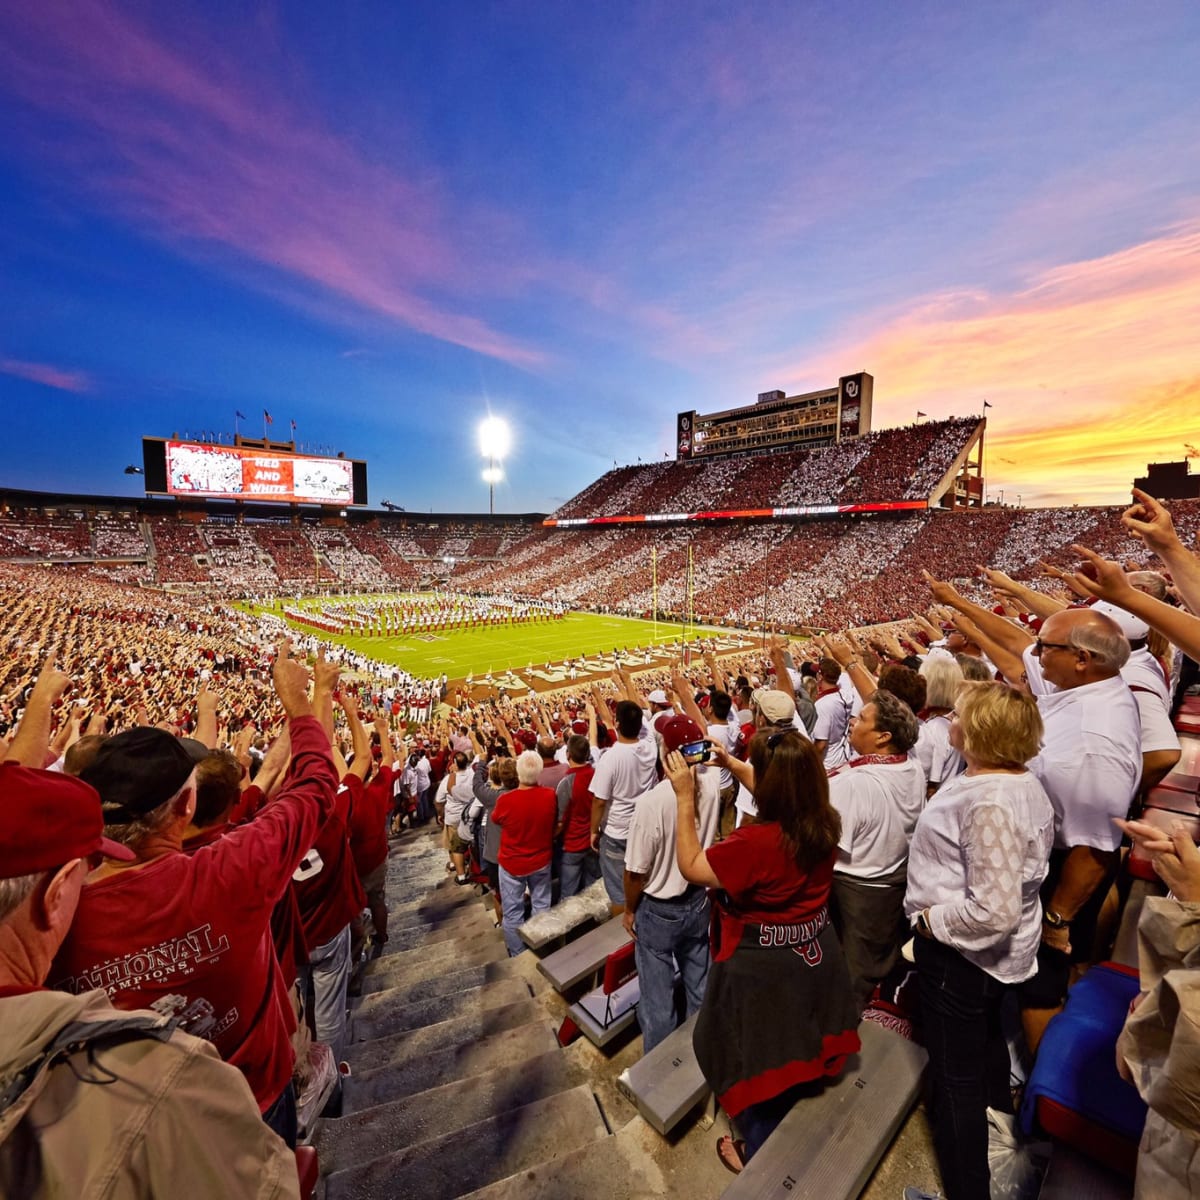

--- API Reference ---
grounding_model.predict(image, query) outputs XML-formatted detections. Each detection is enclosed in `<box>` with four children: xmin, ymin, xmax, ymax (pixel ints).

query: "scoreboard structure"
<box><xmin>677</xmin><ymin>372</ymin><xmax>873</xmax><ymax>461</ymax></box>
<box><xmin>142</xmin><ymin>437</ymin><xmax>368</xmax><ymax>506</ymax></box>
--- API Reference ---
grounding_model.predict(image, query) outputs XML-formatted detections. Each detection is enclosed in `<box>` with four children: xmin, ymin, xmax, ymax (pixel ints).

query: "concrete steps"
<box><xmin>323</xmin><ymin>1085</ymin><xmax>609</xmax><ymax>1200</ymax></box>
<box><xmin>320</xmin><ymin>1049</ymin><xmax>577</xmax><ymax>1170</ymax></box>
<box><xmin>342</xmin><ymin>999</ymin><xmax>550</xmax><ymax>1074</ymax></box>
<box><xmin>343</xmin><ymin>1019</ymin><xmax>559</xmax><ymax>1111</ymax></box>
<box><xmin>316</xmin><ymin>822</ymin><xmax>616</xmax><ymax>1200</ymax></box>
<box><xmin>349</xmin><ymin>977</ymin><xmax>531</xmax><ymax>1044</ymax></box>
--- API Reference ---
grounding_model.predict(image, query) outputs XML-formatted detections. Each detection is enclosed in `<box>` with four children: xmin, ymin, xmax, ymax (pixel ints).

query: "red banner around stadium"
<box><xmin>542</xmin><ymin>499</ymin><xmax>928</xmax><ymax>526</ymax></box>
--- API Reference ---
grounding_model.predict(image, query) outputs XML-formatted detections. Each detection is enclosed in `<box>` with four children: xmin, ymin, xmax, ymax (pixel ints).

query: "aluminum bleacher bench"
<box><xmin>536</xmin><ymin>916</ymin><xmax>632</xmax><ymax>992</ymax></box>
<box><xmin>721</xmin><ymin>1020</ymin><xmax>927</xmax><ymax>1200</ymax></box>
<box><xmin>559</xmin><ymin>939</ymin><xmax>642</xmax><ymax>1048</ymax></box>
<box><xmin>616</xmin><ymin>1011</ymin><xmax>710</xmax><ymax>1135</ymax></box>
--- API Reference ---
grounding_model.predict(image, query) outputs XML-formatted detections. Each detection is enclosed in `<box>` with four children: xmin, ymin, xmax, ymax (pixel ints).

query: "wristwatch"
<box><xmin>1042</xmin><ymin>909</ymin><xmax>1069</xmax><ymax>929</ymax></box>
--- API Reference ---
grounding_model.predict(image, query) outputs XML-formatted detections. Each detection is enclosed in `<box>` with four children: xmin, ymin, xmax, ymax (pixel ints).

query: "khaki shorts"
<box><xmin>447</xmin><ymin>829</ymin><xmax>471</xmax><ymax>855</ymax></box>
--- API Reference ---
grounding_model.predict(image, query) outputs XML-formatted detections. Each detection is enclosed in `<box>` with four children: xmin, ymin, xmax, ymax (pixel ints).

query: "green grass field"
<box><xmin>242</xmin><ymin>595</ymin><xmax>748</xmax><ymax>686</ymax></box>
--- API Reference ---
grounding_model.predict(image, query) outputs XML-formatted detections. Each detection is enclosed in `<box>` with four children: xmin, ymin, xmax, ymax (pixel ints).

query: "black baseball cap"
<box><xmin>81</xmin><ymin>728</ymin><xmax>204</xmax><ymax>822</ymax></box>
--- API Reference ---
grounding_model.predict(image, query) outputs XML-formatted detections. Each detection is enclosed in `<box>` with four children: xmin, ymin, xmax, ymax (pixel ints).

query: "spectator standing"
<box><xmin>904</xmin><ymin>682</ymin><xmax>1054</xmax><ymax>1200</ymax></box>
<box><xmin>622</xmin><ymin>716</ymin><xmax>721</xmax><ymax>1052</ymax></box>
<box><xmin>491</xmin><ymin>750</ymin><xmax>558</xmax><ymax>956</ymax></box>
<box><xmin>0</xmin><ymin>761</ymin><xmax>300</xmax><ymax>1199</ymax></box>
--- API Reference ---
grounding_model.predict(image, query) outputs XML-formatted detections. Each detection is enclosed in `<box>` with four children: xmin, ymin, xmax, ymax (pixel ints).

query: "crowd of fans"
<box><xmin>5</xmin><ymin>457</ymin><xmax>1200</xmax><ymax>1197</ymax></box>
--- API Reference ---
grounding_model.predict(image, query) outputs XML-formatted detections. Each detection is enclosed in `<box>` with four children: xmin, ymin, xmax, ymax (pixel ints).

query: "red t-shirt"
<box><xmin>51</xmin><ymin>715</ymin><xmax>337</xmax><ymax>1112</ymax></box>
<box><xmin>705</xmin><ymin>823</ymin><xmax>835</xmax><ymax>962</ymax></box>
<box><xmin>348</xmin><ymin>764</ymin><xmax>392</xmax><ymax>878</ymax></box>
<box><xmin>491</xmin><ymin>786</ymin><xmax>558</xmax><ymax>875</ymax></box>
<box><xmin>560</xmin><ymin>765</ymin><xmax>596</xmax><ymax>853</ymax></box>
<box><xmin>294</xmin><ymin>777</ymin><xmax>368</xmax><ymax>951</ymax></box>
<box><xmin>229</xmin><ymin>783</ymin><xmax>265</xmax><ymax>826</ymax></box>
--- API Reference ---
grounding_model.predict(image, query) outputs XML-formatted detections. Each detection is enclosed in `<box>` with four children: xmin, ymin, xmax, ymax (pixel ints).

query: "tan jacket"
<box><xmin>0</xmin><ymin>988</ymin><xmax>300</xmax><ymax>1200</ymax></box>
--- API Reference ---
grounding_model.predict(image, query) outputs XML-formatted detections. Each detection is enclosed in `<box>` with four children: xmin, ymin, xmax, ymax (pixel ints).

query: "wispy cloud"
<box><xmin>783</xmin><ymin>219</ymin><xmax>1200</xmax><ymax>504</ymax></box>
<box><xmin>0</xmin><ymin>3</ymin><xmax>547</xmax><ymax>369</ymax></box>
<box><xmin>0</xmin><ymin>358</ymin><xmax>92</xmax><ymax>393</ymax></box>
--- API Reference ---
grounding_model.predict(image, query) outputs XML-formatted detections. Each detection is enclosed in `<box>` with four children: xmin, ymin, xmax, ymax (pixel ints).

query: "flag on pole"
<box><xmin>916</xmin><ymin>411</ymin><xmax>927</xmax><ymax>418</ymax></box>
<box><xmin>983</xmin><ymin>400</ymin><xmax>993</xmax><ymax>409</ymax></box>
<box><xmin>235</xmin><ymin>410</ymin><xmax>247</xmax><ymax>420</ymax></box>
<box><xmin>264</xmin><ymin>409</ymin><xmax>273</xmax><ymax>424</ymax></box>
<box><xmin>290</xmin><ymin>419</ymin><xmax>297</xmax><ymax>434</ymax></box>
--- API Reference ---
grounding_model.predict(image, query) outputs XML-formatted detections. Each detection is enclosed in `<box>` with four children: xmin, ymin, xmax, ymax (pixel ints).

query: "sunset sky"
<box><xmin>1</xmin><ymin>2</ymin><xmax>1198</xmax><ymax>512</ymax></box>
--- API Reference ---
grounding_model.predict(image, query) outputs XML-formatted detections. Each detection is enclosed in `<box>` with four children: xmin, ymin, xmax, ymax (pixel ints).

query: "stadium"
<box><xmin>5</xmin><ymin>9</ymin><xmax>1200</xmax><ymax>1199</ymax></box>
<box><xmin>3</xmin><ymin>374</ymin><xmax>1199</xmax><ymax>1198</ymax></box>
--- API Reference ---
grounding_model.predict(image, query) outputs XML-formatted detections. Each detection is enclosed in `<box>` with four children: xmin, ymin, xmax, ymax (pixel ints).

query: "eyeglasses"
<box><xmin>1032</xmin><ymin>639</ymin><xmax>1075</xmax><ymax>657</ymax></box>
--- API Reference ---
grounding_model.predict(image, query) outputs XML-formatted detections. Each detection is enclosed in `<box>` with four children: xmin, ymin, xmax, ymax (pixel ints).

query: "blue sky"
<box><xmin>2</xmin><ymin>1</ymin><xmax>1199</xmax><ymax>511</ymax></box>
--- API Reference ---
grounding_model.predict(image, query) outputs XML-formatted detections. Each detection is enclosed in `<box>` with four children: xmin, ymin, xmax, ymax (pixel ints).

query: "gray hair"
<box><xmin>101</xmin><ymin>781</ymin><xmax>187</xmax><ymax>850</ymax></box>
<box><xmin>0</xmin><ymin>871</ymin><xmax>44</xmax><ymax>924</ymax></box>
<box><xmin>920</xmin><ymin>655</ymin><xmax>965</xmax><ymax>710</ymax></box>
<box><xmin>515</xmin><ymin>749</ymin><xmax>544</xmax><ymax>786</ymax></box>
<box><xmin>1127</xmin><ymin>571</ymin><xmax>1169</xmax><ymax>601</ymax></box>
<box><xmin>868</xmin><ymin>690</ymin><xmax>920</xmax><ymax>753</ymax></box>
<box><xmin>1069</xmin><ymin>613</ymin><xmax>1131</xmax><ymax>671</ymax></box>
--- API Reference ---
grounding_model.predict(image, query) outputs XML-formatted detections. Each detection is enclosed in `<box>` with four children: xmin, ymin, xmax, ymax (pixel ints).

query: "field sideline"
<box><xmin>241</xmin><ymin>595</ymin><xmax>748</xmax><ymax>686</ymax></box>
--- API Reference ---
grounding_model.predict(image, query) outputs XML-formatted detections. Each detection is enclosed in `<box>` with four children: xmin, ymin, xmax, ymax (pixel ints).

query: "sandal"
<box><xmin>716</xmin><ymin>1135</ymin><xmax>746</xmax><ymax>1175</ymax></box>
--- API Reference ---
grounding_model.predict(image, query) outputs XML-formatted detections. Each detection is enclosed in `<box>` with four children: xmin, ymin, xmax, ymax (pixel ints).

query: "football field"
<box><xmin>242</xmin><ymin>596</ymin><xmax>749</xmax><ymax>686</ymax></box>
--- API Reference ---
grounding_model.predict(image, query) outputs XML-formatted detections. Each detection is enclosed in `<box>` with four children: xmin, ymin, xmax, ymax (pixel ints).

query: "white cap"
<box><xmin>1090</xmin><ymin>600</ymin><xmax>1150</xmax><ymax>642</ymax></box>
<box><xmin>647</xmin><ymin>689</ymin><xmax>669</xmax><ymax>705</ymax></box>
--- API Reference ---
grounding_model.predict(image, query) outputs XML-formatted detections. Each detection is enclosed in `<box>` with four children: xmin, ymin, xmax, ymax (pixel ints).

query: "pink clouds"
<box><xmin>783</xmin><ymin>219</ymin><xmax>1200</xmax><ymax>505</ymax></box>
<box><xmin>0</xmin><ymin>3</ymin><xmax>547</xmax><ymax>369</ymax></box>
<box><xmin>1</xmin><ymin>358</ymin><xmax>92</xmax><ymax>393</ymax></box>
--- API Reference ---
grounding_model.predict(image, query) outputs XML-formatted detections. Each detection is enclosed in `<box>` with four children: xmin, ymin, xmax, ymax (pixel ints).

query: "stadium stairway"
<box><xmin>313</xmin><ymin>828</ymin><xmax>942</xmax><ymax>1199</ymax></box>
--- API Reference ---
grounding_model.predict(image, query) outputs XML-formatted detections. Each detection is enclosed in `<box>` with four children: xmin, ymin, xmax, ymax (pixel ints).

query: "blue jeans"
<box><xmin>498</xmin><ymin>864</ymin><xmax>552</xmax><ymax>956</ymax></box>
<box><xmin>598</xmin><ymin>833</ymin><xmax>627</xmax><ymax>906</ymax></box>
<box><xmin>633</xmin><ymin>888</ymin><xmax>711</xmax><ymax>1052</ymax></box>
<box><xmin>262</xmin><ymin>1079</ymin><xmax>298</xmax><ymax>1149</ymax></box>
<box><xmin>560</xmin><ymin>847</ymin><xmax>600</xmax><ymax>898</ymax></box>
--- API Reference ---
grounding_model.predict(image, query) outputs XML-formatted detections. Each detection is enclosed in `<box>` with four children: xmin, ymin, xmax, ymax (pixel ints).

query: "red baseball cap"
<box><xmin>660</xmin><ymin>715</ymin><xmax>706</xmax><ymax>754</ymax></box>
<box><xmin>0</xmin><ymin>763</ymin><xmax>136</xmax><ymax>880</ymax></box>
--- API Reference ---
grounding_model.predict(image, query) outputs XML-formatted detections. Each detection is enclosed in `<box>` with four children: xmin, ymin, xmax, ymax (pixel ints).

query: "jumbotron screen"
<box><xmin>142</xmin><ymin>439</ymin><xmax>368</xmax><ymax>505</ymax></box>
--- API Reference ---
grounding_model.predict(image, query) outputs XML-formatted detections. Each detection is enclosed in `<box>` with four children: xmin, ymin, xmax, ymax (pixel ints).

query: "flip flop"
<box><xmin>716</xmin><ymin>1135</ymin><xmax>746</xmax><ymax>1174</ymax></box>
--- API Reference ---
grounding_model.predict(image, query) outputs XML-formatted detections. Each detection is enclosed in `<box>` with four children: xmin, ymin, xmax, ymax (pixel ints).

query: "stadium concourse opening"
<box><xmin>2</xmin><ymin>409</ymin><xmax>1192</xmax><ymax>1200</ymax></box>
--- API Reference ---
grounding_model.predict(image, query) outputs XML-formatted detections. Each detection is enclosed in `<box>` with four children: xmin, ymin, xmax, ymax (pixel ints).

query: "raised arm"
<box><xmin>1122</xmin><ymin>488</ymin><xmax>1200</xmax><ymax>615</ymax></box>
<box><xmin>3</xmin><ymin>660</ymin><xmax>70</xmax><ymax>767</ymax></box>
<box><xmin>921</xmin><ymin>570</ymin><xmax>1034</xmax><ymax>660</ymax></box>
<box><xmin>339</xmin><ymin>690</ymin><xmax>372</xmax><ymax>781</ymax></box>
<box><xmin>666</xmin><ymin>751</ymin><xmax>721</xmax><ymax>887</ymax></box>
<box><xmin>978</xmin><ymin>566</ymin><xmax>1066</xmax><ymax>620</ymax></box>
<box><xmin>1071</xmin><ymin>545</ymin><xmax>1200</xmax><ymax>661</ymax></box>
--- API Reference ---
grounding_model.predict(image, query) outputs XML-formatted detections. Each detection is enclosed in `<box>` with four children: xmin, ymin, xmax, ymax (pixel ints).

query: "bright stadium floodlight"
<box><xmin>478</xmin><ymin>415</ymin><xmax>512</xmax><ymax>513</ymax></box>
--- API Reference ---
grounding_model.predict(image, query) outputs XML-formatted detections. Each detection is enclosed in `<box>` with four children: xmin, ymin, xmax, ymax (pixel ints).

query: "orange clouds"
<box><xmin>791</xmin><ymin>221</ymin><xmax>1200</xmax><ymax>505</ymax></box>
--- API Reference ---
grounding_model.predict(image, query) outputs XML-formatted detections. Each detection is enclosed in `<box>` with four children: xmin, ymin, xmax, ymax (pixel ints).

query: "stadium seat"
<box><xmin>295</xmin><ymin>1145</ymin><xmax>319</xmax><ymax>1200</ymax></box>
<box><xmin>559</xmin><ymin>939</ymin><xmax>642</xmax><ymax>1048</ymax></box>
<box><xmin>616</xmin><ymin>1010</ymin><xmax>710</xmax><ymax>1135</ymax></box>
<box><xmin>1019</xmin><ymin>962</ymin><xmax>1146</xmax><ymax>1179</ymax></box>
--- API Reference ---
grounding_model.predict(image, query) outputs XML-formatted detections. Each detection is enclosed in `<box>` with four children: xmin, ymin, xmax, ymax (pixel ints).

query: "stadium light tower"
<box><xmin>478</xmin><ymin>416</ymin><xmax>511</xmax><ymax>514</ymax></box>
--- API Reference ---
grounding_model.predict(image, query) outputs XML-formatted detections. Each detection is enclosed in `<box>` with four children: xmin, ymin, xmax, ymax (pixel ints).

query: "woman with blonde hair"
<box><xmin>903</xmin><ymin>682</ymin><xmax>1055</xmax><ymax>1200</ymax></box>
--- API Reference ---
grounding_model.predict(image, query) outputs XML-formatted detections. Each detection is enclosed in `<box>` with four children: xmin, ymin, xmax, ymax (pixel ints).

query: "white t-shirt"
<box><xmin>905</xmin><ymin>770</ymin><xmax>1055</xmax><ymax>983</ymax></box>
<box><xmin>625</xmin><ymin>768</ymin><xmax>721</xmax><ymax>899</ymax></box>
<box><xmin>813</xmin><ymin>689</ymin><xmax>853</xmax><ymax>769</ymax></box>
<box><xmin>829</xmin><ymin>757</ymin><xmax>927</xmax><ymax>879</ymax></box>
<box><xmin>590</xmin><ymin>736</ymin><xmax>660</xmax><ymax>840</ymax></box>
<box><xmin>913</xmin><ymin>714</ymin><xmax>966</xmax><ymax>789</ymax></box>
<box><xmin>1122</xmin><ymin>649</ymin><xmax>1180</xmax><ymax>756</ymax></box>
<box><xmin>707</xmin><ymin>720</ymin><xmax>739</xmax><ymax>790</ymax></box>
<box><xmin>1022</xmin><ymin>647</ymin><xmax>1142</xmax><ymax>852</ymax></box>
